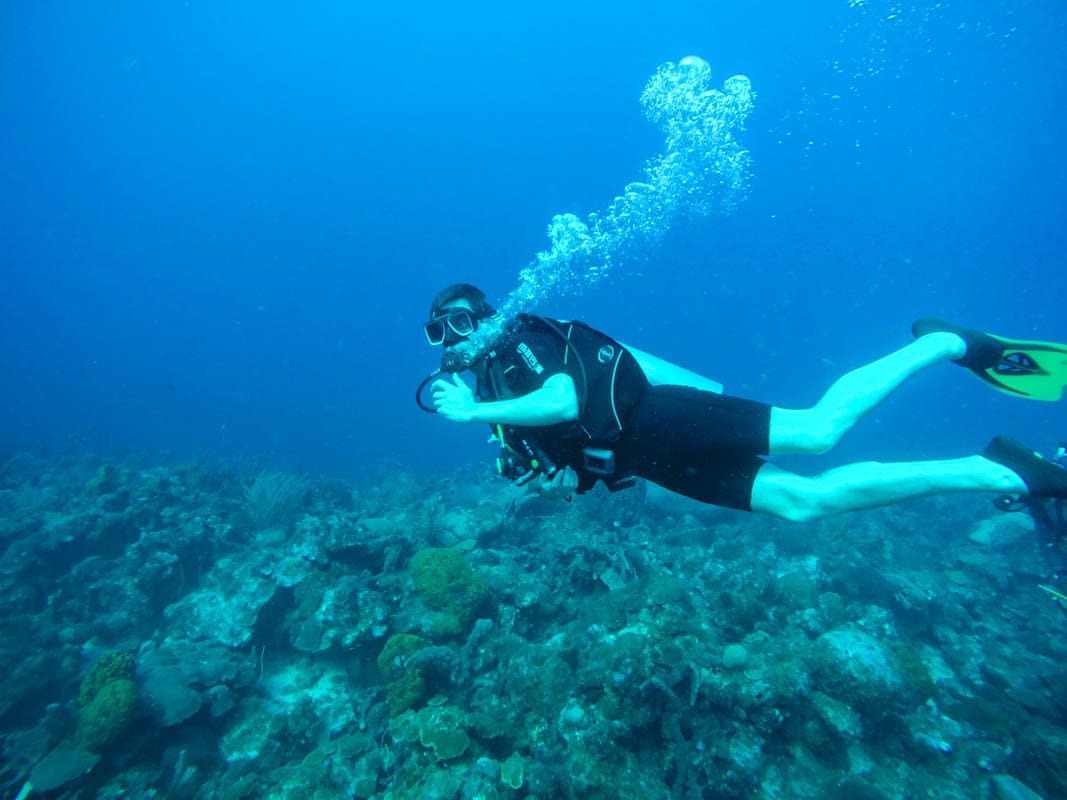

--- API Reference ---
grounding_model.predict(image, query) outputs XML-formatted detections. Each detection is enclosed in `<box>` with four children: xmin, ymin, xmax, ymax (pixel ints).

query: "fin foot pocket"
<box><xmin>983</xmin><ymin>436</ymin><xmax>1067</xmax><ymax>499</ymax></box>
<box><xmin>913</xmin><ymin>317</ymin><xmax>1067</xmax><ymax>401</ymax></box>
<box><xmin>912</xmin><ymin>317</ymin><xmax>1003</xmax><ymax>369</ymax></box>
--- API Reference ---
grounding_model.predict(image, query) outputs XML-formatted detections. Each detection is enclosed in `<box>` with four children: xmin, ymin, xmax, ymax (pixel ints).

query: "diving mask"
<box><xmin>424</xmin><ymin>309</ymin><xmax>478</xmax><ymax>346</ymax></box>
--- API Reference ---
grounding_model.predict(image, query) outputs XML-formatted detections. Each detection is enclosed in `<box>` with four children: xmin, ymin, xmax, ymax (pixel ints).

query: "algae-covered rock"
<box><xmin>811</xmin><ymin>629</ymin><xmax>904</xmax><ymax>712</ymax></box>
<box><xmin>377</xmin><ymin>633</ymin><xmax>432</xmax><ymax>714</ymax></box>
<box><xmin>722</xmin><ymin>644</ymin><xmax>748</xmax><ymax>670</ymax></box>
<box><xmin>817</xmin><ymin>591</ymin><xmax>848</xmax><ymax>628</ymax></box>
<box><xmin>76</xmin><ymin>651</ymin><xmax>138</xmax><ymax>751</ymax></box>
<box><xmin>501</xmin><ymin>753</ymin><xmax>525</xmax><ymax>789</ymax></box>
<box><xmin>811</xmin><ymin>690</ymin><xmax>862</xmax><ymax>739</ymax></box>
<box><xmin>84</xmin><ymin>464</ymin><xmax>125</xmax><ymax>496</ymax></box>
<box><xmin>78</xmin><ymin>651</ymin><xmax>134</xmax><ymax>706</ymax></box>
<box><xmin>410</xmin><ymin>547</ymin><xmax>488</xmax><ymax>637</ymax></box>
<box><xmin>165</xmin><ymin>552</ymin><xmax>278</xmax><ymax>647</ymax></box>
<box><xmin>78</xmin><ymin>678</ymin><xmax>138</xmax><ymax>751</ymax></box>
<box><xmin>775</xmin><ymin>570</ymin><xmax>817</xmax><ymax>608</ymax></box>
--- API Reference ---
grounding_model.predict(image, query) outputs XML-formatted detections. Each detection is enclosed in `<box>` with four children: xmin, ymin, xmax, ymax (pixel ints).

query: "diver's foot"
<box><xmin>982</xmin><ymin>436</ymin><xmax>1067</xmax><ymax>499</ymax></box>
<box><xmin>912</xmin><ymin>317</ymin><xmax>1003</xmax><ymax>369</ymax></box>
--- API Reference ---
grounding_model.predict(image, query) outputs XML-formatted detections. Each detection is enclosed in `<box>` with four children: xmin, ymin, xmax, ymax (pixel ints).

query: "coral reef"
<box><xmin>0</xmin><ymin>451</ymin><xmax>1063</xmax><ymax>799</ymax></box>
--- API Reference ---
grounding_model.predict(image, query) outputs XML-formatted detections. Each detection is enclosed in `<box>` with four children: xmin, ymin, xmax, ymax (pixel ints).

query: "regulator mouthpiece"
<box><xmin>441</xmin><ymin>350</ymin><xmax>473</xmax><ymax>373</ymax></box>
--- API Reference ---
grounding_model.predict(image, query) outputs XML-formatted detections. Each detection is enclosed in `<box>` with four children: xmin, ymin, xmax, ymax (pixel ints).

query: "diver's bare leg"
<box><xmin>750</xmin><ymin>458</ymin><xmax>1026</xmax><ymax>522</ymax></box>
<box><xmin>768</xmin><ymin>332</ymin><xmax>965</xmax><ymax>455</ymax></box>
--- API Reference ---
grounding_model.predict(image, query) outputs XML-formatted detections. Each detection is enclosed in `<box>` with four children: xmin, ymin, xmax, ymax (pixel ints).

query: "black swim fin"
<box><xmin>983</xmin><ymin>436</ymin><xmax>1067</xmax><ymax>499</ymax></box>
<box><xmin>913</xmin><ymin>317</ymin><xmax>1067</xmax><ymax>401</ymax></box>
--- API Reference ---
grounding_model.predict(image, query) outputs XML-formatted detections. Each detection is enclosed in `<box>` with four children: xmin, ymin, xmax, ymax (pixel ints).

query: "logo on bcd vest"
<box><xmin>597</xmin><ymin>345</ymin><xmax>615</xmax><ymax>364</ymax></box>
<box><xmin>517</xmin><ymin>342</ymin><xmax>544</xmax><ymax>374</ymax></box>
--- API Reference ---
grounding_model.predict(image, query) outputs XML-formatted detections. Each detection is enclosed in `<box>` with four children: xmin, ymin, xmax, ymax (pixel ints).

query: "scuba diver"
<box><xmin>993</xmin><ymin>443</ymin><xmax>1067</xmax><ymax>582</ymax></box>
<box><xmin>415</xmin><ymin>283</ymin><xmax>1067</xmax><ymax>520</ymax></box>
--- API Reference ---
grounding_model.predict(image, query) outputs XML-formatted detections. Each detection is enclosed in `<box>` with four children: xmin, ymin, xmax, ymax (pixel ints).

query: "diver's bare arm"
<box><xmin>474</xmin><ymin>374</ymin><xmax>579</xmax><ymax>426</ymax></box>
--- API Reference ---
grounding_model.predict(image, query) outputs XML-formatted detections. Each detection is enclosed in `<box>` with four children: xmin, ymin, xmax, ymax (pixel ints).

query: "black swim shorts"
<box><xmin>617</xmin><ymin>385</ymin><xmax>771</xmax><ymax>511</ymax></box>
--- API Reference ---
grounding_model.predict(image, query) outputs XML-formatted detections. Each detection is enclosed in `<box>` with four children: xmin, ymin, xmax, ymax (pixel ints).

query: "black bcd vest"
<box><xmin>479</xmin><ymin>315</ymin><xmax>648</xmax><ymax>444</ymax></box>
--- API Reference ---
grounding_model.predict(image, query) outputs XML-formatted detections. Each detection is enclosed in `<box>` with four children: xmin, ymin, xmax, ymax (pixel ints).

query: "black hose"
<box><xmin>415</xmin><ymin>370</ymin><xmax>441</xmax><ymax>413</ymax></box>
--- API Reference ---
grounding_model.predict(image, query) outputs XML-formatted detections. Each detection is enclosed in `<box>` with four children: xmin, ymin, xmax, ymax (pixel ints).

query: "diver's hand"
<box><xmin>535</xmin><ymin>466</ymin><xmax>578</xmax><ymax>500</ymax></box>
<box><xmin>432</xmin><ymin>373</ymin><xmax>478</xmax><ymax>423</ymax></box>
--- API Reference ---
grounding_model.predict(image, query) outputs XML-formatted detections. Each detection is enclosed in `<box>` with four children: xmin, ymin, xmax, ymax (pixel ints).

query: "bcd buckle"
<box><xmin>582</xmin><ymin>448</ymin><xmax>615</xmax><ymax>476</ymax></box>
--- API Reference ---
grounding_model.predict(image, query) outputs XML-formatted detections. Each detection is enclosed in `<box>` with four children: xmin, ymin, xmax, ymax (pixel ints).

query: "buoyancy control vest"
<box><xmin>480</xmin><ymin>315</ymin><xmax>649</xmax><ymax>443</ymax></box>
<box><xmin>478</xmin><ymin>315</ymin><xmax>650</xmax><ymax>492</ymax></box>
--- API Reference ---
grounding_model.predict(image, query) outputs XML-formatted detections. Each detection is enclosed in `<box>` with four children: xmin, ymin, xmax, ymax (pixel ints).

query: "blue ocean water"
<box><xmin>3</xmin><ymin>5</ymin><xmax>1067</xmax><ymax>798</ymax></box>
<box><xmin>2</xmin><ymin>1</ymin><xmax>1063</xmax><ymax>476</ymax></box>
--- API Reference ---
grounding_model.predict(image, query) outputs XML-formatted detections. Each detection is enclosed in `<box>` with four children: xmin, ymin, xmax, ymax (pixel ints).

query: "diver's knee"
<box><xmin>752</xmin><ymin>474</ymin><xmax>827</xmax><ymax>522</ymax></box>
<box><xmin>774</xmin><ymin>497</ymin><xmax>827</xmax><ymax>523</ymax></box>
<box><xmin>793</xmin><ymin>414</ymin><xmax>842</xmax><ymax>455</ymax></box>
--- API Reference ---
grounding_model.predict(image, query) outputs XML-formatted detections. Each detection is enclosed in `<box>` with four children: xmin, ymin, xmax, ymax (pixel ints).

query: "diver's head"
<box><xmin>424</xmin><ymin>284</ymin><xmax>495</xmax><ymax>349</ymax></box>
<box><xmin>416</xmin><ymin>284</ymin><xmax>497</xmax><ymax>410</ymax></box>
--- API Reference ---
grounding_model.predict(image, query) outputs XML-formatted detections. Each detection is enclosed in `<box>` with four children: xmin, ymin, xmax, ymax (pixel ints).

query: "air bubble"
<box><xmin>470</xmin><ymin>57</ymin><xmax>755</xmax><ymax>348</ymax></box>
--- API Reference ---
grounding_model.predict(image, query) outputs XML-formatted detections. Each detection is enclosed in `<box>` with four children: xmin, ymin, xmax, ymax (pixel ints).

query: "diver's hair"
<box><xmin>429</xmin><ymin>284</ymin><xmax>496</xmax><ymax>319</ymax></box>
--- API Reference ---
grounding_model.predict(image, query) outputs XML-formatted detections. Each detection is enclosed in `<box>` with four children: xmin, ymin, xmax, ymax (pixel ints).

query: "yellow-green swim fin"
<box><xmin>979</xmin><ymin>333</ymin><xmax>1067</xmax><ymax>400</ymax></box>
<box><xmin>914</xmin><ymin>317</ymin><xmax>1067</xmax><ymax>401</ymax></box>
